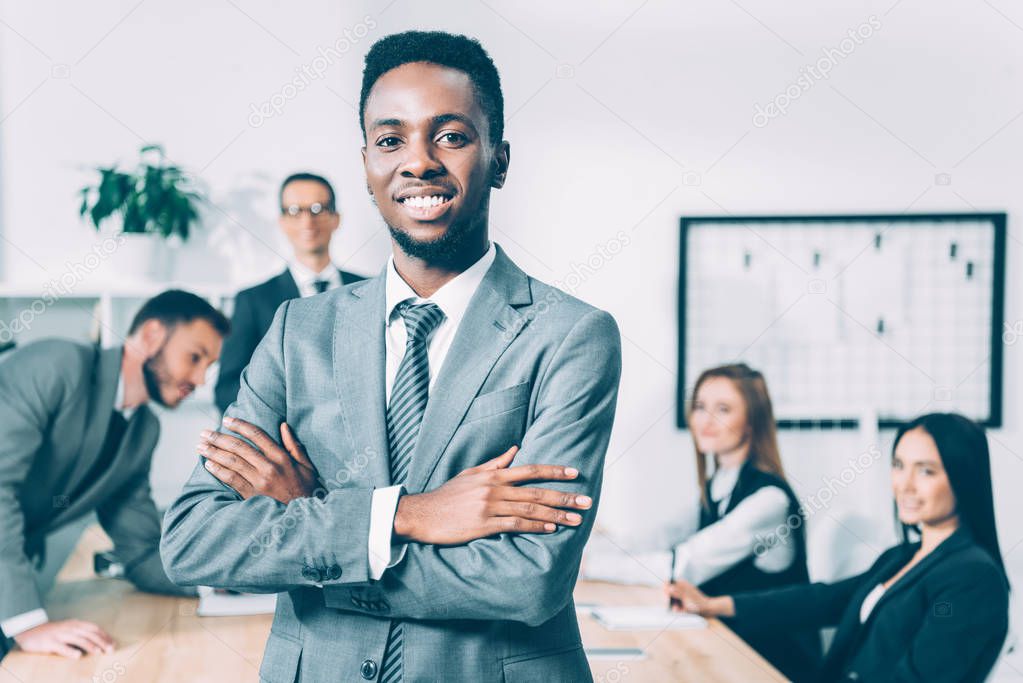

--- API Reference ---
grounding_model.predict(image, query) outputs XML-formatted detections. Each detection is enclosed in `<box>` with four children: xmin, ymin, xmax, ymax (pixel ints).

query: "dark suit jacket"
<box><xmin>0</xmin><ymin>341</ymin><xmax>194</xmax><ymax>656</ymax></box>
<box><xmin>214</xmin><ymin>267</ymin><xmax>364</xmax><ymax>413</ymax></box>
<box><xmin>732</xmin><ymin>528</ymin><xmax>1009</xmax><ymax>682</ymax></box>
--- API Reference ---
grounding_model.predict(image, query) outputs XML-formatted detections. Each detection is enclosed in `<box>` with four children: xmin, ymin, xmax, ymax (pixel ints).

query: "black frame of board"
<box><xmin>677</xmin><ymin>212</ymin><xmax>1007</xmax><ymax>430</ymax></box>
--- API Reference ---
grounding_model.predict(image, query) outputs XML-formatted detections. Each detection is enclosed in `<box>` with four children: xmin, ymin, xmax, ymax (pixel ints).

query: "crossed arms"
<box><xmin>160</xmin><ymin>301</ymin><xmax>621</xmax><ymax>626</ymax></box>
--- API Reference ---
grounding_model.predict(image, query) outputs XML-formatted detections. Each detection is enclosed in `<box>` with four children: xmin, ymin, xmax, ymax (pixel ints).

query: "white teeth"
<box><xmin>403</xmin><ymin>195</ymin><xmax>448</xmax><ymax>208</ymax></box>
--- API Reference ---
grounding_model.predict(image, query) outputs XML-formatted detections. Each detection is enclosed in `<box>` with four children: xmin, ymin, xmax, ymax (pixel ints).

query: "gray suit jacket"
<box><xmin>0</xmin><ymin>341</ymin><xmax>193</xmax><ymax>634</ymax></box>
<box><xmin>161</xmin><ymin>246</ymin><xmax>622</xmax><ymax>682</ymax></box>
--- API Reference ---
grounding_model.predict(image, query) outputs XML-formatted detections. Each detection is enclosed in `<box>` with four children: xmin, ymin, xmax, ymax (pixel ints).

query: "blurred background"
<box><xmin>0</xmin><ymin>0</ymin><xmax>1020</xmax><ymax>606</ymax></box>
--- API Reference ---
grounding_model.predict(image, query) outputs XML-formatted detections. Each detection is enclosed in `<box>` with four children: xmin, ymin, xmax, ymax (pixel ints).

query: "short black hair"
<box><xmin>359</xmin><ymin>31</ymin><xmax>504</xmax><ymax>146</ymax></box>
<box><xmin>279</xmin><ymin>172</ymin><xmax>336</xmax><ymax>211</ymax></box>
<box><xmin>128</xmin><ymin>289</ymin><xmax>231</xmax><ymax>337</ymax></box>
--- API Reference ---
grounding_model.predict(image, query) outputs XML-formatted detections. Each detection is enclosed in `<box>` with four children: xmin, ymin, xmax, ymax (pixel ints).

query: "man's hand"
<box><xmin>393</xmin><ymin>446</ymin><xmax>593</xmax><ymax>545</ymax></box>
<box><xmin>198</xmin><ymin>417</ymin><xmax>318</xmax><ymax>504</ymax></box>
<box><xmin>13</xmin><ymin>620</ymin><xmax>115</xmax><ymax>658</ymax></box>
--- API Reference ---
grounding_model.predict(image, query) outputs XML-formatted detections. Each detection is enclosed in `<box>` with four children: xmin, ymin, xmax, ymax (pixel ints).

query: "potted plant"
<box><xmin>79</xmin><ymin>144</ymin><xmax>204</xmax><ymax>281</ymax></box>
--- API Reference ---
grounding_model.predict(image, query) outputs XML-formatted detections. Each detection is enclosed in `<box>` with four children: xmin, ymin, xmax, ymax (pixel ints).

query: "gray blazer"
<box><xmin>0</xmin><ymin>341</ymin><xmax>193</xmax><ymax>631</ymax></box>
<box><xmin>161</xmin><ymin>246</ymin><xmax>622</xmax><ymax>682</ymax></box>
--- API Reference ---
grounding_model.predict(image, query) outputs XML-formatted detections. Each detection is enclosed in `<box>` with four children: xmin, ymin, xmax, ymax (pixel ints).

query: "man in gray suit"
<box><xmin>161</xmin><ymin>31</ymin><xmax>621</xmax><ymax>682</ymax></box>
<box><xmin>0</xmin><ymin>290</ymin><xmax>229</xmax><ymax>660</ymax></box>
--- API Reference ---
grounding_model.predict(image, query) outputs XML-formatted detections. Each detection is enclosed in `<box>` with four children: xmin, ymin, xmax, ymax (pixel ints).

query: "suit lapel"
<box><xmin>826</xmin><ymin>530</ymin><xmax>974</xmax><ymax>675</ymax></box>
<box><xmin>277</xmin><ymin>269</ymin><xmax>301</xmax><ymax>301</ymax></box>
<box><xmin>822</xmin><ymin>546</ymin><xmax>912</xmax><ymax>675</ymax></box>
<box><xmin>404</xmin><ymin>247</ymin><xmax>533</xmax><ymax>493</ymax></box>
<box><xmin>865</xmin><ymin>529</ymin><xmax>972</xmax><ymax>619</ymax></box>
<box><xmin>63</xmin><ymin>406</ymin><xmax>158</xmax><ymax>516</ymax></box>
<box><xmin>332</xmin><ymin>274</ymin><xmax>391</xmax><ymax>487</ymax></box>
<box><xmin>66</xmin><ymin>345</ymin><xmax>121</xmax><ymax>490</ymax></box>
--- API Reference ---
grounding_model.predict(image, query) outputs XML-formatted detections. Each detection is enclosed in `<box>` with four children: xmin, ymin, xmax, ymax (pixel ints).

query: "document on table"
<box><xmin>197</xmin><ymin>586</ymin><xmax>277</xmax><ymax>617</ymax></box>
<box><xmin>592</xmin><ymin>606</ymin><xmax>707</xmax><ymax>631</ymax></box>
<box><xmin>585</xmin><ymin>647</ymin><xmax>647</xmax><ymax>661</ymax></box>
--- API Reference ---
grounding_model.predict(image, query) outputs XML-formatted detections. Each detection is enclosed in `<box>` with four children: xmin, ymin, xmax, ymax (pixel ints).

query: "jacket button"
<box><xmin>328</xmin><ymin>564</ymin><xmax>342</xmax><ymax>580</ymax></box>
<box><xmin>301</xmin><ymin>566</ymin><xmax>319</xmax><ymax>581</ymax></box>
<box><xmin>360</xmin><ymin>659</ymin><xmax>378</xmax><ymax>679</ymax></box>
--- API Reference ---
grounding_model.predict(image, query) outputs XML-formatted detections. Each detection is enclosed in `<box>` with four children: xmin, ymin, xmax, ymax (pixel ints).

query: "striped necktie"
<box><xmin>379</xmin><ymin>301</ymin><xmax>445</xmax><ymax>682</ymax></box>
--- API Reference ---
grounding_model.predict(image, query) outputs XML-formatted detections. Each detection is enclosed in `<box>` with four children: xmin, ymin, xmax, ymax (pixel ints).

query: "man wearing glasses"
<box><xmin>214</xmin><ymin>173</ymin><xmax>364</xmax><ymax>414</ymax></box>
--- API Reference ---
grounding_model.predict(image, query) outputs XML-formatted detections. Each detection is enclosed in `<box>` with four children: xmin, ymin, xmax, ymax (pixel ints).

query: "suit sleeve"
<box><xmin>325</xmin><ymin>309</ymin><xmax>622</xmax><ymax>626</ymax></box>
<box><xmin>214</xmin><ymin>290</ymin><xmax>258</xmax><ymax>414</ymax></box>
<box><xmin>731</xmin><ymin>574</ymin><xmax>864</xmax><ymax>631</ymax></box>
<box><xmin>889</xmin><ymin>562</ymin><xmax>1008</xmax><ymax>682</ymax></box>
<box><xmin>161</xmin><ymin>301</ymin><xmax>376</xmax><ymax>593</ymax></box>
<box><xmin>0</xmin><ymin>343</ymin><xmax>73</xmax><ymax>622</ymax></box>
<box><xmin>730</xmin><ymin>548</ymin><xmax>898</xmax><ymax>632</ymax></box>
<box><xmin>96</xmin><ymin>422</ymin><xmax>196</xmax><ymax>597</ymax></box>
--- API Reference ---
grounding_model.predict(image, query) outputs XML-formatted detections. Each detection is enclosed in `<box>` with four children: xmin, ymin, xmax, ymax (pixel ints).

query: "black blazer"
<box><xmin>214</xmin><ymin>267</ymin><xmax>364</xmax><ymax>413</ymax></box>
<box><xmin>732</xmin><ymin>528</ymin><xmax>1009</xmax><ymax>682</ymax></box>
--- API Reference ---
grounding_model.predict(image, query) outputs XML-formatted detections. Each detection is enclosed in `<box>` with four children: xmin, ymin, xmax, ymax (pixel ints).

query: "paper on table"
<box><xmin>585</xmin><ymin>647</ymin><xmax>647</xmax><ymax>661</ymax></box>
<box><xmin>592</xmin><ymin>606</ymin><xmax>707</xmax><ymax>631</ymax></box>
<box><xmin>196</xmin><ymin>586</ymin><xmax>277</xmax><ymax>617</ymax></box>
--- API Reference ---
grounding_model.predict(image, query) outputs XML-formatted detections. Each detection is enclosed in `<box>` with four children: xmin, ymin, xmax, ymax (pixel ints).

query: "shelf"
<box><xmin>0</xmin><ymin>282</ymin><xmax>236</xmax><ymax>299</ymax></box>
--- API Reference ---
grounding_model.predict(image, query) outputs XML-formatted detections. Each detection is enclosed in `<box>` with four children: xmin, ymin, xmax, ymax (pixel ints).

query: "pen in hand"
<box><xmin>668</xmin><ymin>548</ymin><xmax>682</xmax><ymax>611</ymax></box>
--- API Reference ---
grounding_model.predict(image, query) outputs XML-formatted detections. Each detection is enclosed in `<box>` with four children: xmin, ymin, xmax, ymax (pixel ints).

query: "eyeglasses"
<box><xmin>281</xmin><ymin>202</ymin><xmax>335</xmax><ymax>217</ymax></box>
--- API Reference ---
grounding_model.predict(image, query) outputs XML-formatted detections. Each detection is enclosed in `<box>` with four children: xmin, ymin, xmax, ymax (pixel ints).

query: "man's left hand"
<box><xmin>198</xmin><ymin>418</ymin><xmax>319</xmax><ymax>504</ymax></box>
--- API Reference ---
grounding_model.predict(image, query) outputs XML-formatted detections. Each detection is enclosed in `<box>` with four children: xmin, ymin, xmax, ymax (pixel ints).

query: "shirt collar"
<box><xmin>709</xmin><ymin>460</ymin><xmax>741</xmax><ymax>502</ymax></box>
<box><xmin>114</xmin><ymin>364</ymin><xmax>137</xmax><ymax>420</ymax></box>
<box><xmin>288</xmin><ymin>260</ymin><xmax>339</xmax><ymax>287</ymax></box>
<box><xmin>385</xmin><ymin>242</ymin><xmax>497</xmax><ymax>329</ymax></box>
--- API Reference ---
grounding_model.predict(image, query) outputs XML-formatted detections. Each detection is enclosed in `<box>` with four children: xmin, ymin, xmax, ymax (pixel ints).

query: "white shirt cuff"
<box><xmin>368</xmin><ymin>485</ymin><xmax>408</xmax><ymax>580</ymax></box>
<box><xmin>1</xmin><ymin>608</ymin><xmax>48</xmax><ymax>638</ymax></box>
<box><xmin>671</xmin><ymin>545</ymin><xmax>693</xmax><ymax>582</ymax></box>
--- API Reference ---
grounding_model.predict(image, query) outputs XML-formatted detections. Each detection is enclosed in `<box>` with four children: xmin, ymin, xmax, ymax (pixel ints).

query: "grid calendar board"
<box><xmin>677</xmin><ymin>213</ymin><xmax>1006</xmax><ymax>429</ymax></box>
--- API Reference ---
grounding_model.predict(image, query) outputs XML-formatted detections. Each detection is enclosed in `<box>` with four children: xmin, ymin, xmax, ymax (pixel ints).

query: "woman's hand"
<box><xmin>663</xmin><ymin>579</ymin><xmax>735</xmax><ymax>617</ymax></box>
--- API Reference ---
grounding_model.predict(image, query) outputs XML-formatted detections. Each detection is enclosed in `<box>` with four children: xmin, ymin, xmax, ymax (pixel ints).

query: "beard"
<box><xmin>142</xmin><ymin>346</ymin><xmax>173</xmax><ymax>407</ymax></box>
<box><xmin>385</xmin><ymin>196</ymin><xmax>489</xmax><ymax>269</ymax></box>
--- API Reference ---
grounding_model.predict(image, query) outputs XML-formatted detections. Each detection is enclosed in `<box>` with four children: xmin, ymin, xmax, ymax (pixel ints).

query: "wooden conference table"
<box><xmin>1</xmin><ymin>527</ymin><xmax>786</xmax><ymax>682</ymax></box>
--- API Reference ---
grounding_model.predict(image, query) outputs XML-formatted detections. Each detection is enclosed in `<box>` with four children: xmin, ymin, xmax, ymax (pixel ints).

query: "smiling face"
<box><xmin>279</xmin><ymin>179</ymin><xmax>339</xmax><ymax>259</ymax></box>
<box><xmin>689</xmin><ymin>377</ymin><xmax>750</xmax><ymax>457</ymax></box>
<box><xmin>892</xmin><ymin>427</ymin><xmax>959</xmax><ymax>528</ymax></box>
<box><xmin>362</xmin><ymin>61</ymin><xmax>509</xmax><ymax>265</ymax></box>
<box><xmin>141</xmin><ymin>319</ymin><xmax>223</xmax><ymax>408</ymax></box>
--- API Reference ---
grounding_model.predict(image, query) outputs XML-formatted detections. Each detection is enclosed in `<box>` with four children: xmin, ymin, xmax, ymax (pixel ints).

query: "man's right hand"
<box><xmin>393</xmin><ymin>446</ymin><xmax>593</xmax><ymax>545</ymax></box>
<box><xmin>13</xmin><ymin>619</ymin><xmax>115</xmax><ymax>658</ymax></box>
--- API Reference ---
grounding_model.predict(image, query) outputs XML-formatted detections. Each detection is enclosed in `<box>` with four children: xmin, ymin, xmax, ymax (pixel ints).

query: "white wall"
<box><xmin>2</xmin><ymin>0</ymin><xmax>1022</xmax><ymax>582</ymax></box>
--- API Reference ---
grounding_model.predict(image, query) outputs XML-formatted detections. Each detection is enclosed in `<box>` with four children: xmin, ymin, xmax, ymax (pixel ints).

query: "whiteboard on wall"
<box><xmin>677</xmin><ymin>213</ymin><xmax>1007</xmax><ymax>429</ymax></box>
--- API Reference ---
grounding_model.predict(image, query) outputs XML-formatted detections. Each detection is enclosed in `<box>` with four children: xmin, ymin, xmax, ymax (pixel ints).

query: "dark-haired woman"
<box><xmin>666</xmin><ymin>412</ymin><xmax>1010</xmax><ymax>682</ymax></box>
<box><xmin>585</xmin><ymin>364</ymin><xmax>820</xmax><ymax>680</ymax></box>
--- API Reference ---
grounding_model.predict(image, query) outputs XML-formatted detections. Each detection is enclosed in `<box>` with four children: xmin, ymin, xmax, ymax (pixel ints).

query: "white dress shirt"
<box><xmin>583</xmin><ymin>463</ymin><xmax>797</xmax><ymax>587</ymax></box>
<box><xmin>366</xmin><ymin>243</ymin><xmax>498</xmax><ymax>580</ymax></box>
<box><xmin>288</xmin><ymin>260</ymin><xmax>342</xmax><ymax>298</ymax></box>
<box><xmin>1</xmin><ymin>372</ymin><xmax>135</xmax><ymax>638</ymax></box>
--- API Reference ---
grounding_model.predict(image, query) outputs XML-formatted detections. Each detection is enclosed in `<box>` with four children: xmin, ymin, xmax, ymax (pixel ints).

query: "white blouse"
<box><xmin>859</xmin><ymin>583</ymin><xmax>887</xmax><ymax>623</ymax></box>
<box><xmin>583</xmin><ymin>464</ymin><xmax>797</xmax><ymax>586</ymax></box>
